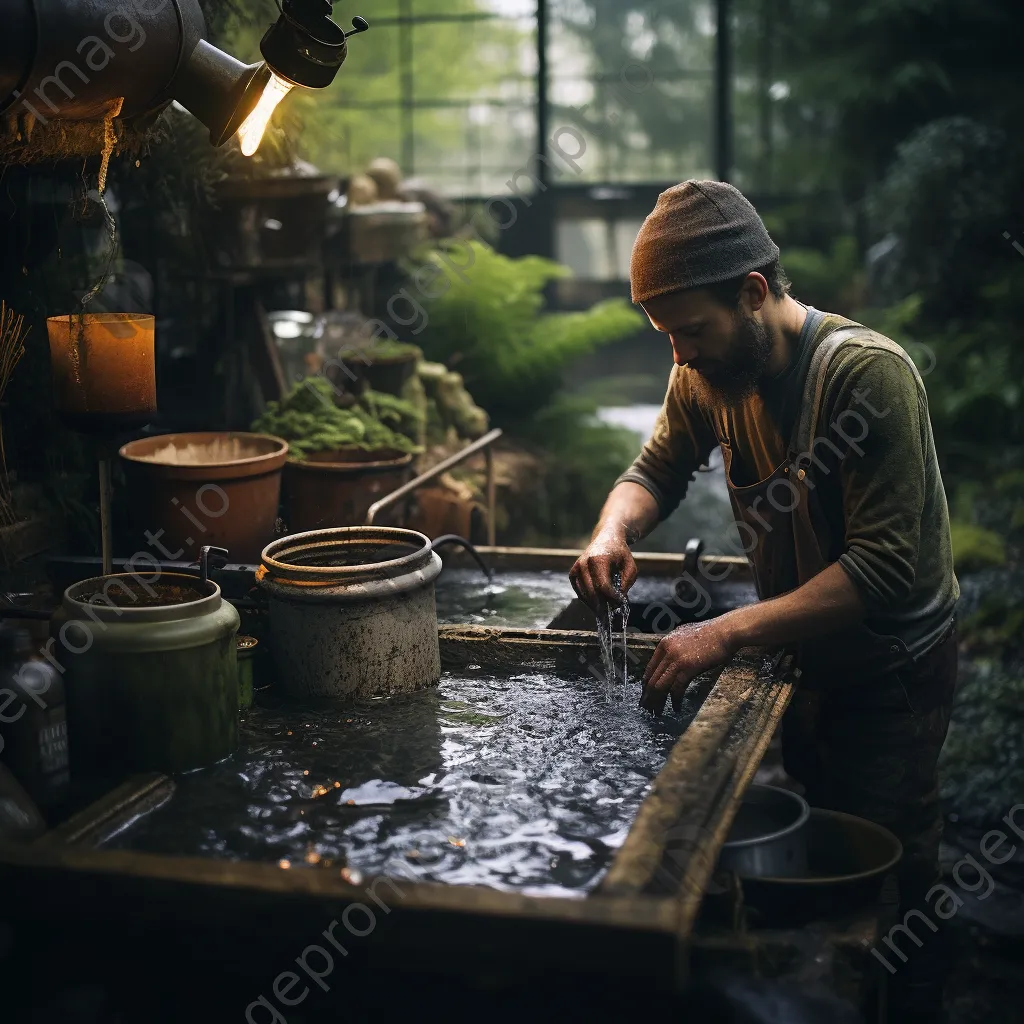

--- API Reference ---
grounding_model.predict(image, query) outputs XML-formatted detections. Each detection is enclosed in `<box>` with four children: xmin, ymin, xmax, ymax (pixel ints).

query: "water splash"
<box><xmin>596</xmin><ymin>571</ymin><xmax>630</xmax><ymax>703</ymax></box>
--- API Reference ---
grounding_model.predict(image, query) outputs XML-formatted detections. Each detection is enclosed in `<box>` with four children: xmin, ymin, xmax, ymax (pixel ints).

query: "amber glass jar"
<box><xmin>46</xmin><ymin>312</ymin><xmax>156</xmax><ymax>433</ymax></box>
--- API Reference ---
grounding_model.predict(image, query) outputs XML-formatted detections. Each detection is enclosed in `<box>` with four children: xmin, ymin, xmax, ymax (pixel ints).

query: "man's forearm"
<box><xmin>723</xmin><ymin>561</ymin><xmax>866</xmax><ymax>650</ymax></box>
<box><xmin>593</xmin><ymin>482</ymin><xmax>662</xmax><ymax>544</ymax></box>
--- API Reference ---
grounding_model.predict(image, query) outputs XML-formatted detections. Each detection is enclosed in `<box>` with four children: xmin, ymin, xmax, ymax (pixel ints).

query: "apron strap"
<box><xmin>790</xmin><ymin>324</ymin><xmax>926</xmax><ymax>456</ymax></box>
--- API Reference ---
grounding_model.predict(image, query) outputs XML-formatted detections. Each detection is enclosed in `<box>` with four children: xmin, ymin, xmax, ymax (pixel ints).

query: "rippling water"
<box><xmin>106</xmin><ymin>670</ymin><xmax>692</xmax><ymax>897</ymax></box>
<box><xmin>435</xmin><ymin>568</ymin><xmax>576</xmax><ymax>629</ymax></box>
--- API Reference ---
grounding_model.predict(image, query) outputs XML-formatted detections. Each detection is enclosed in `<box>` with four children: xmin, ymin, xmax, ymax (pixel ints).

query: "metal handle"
<box><xmin>344</xmin><ymin>16</ymin><xmax>370</xmax><ymax>37</ymax></box>
<box><xmin>366</xmin><ymin>428</ymin><xmax>503</xmax><ymax>536</ymax></box>
<box><xmin>683</xmin><ymin>537</ymin><xmax>705</xmax><ymax>576</ymax></box>
<box><xmin>199</xmin><ymin>546</ymin><xmax>230</xmax><ymax>586</ymax></box>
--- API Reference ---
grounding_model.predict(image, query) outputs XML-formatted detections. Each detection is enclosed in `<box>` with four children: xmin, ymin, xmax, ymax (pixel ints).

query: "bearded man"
<box><xmin>570</xmin><ymin>181</ymin><xmax>959</xmax><ymax>1022</ymax></box>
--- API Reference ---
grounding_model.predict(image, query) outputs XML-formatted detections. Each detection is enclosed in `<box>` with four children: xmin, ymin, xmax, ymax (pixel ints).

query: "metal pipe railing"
<box><xmin>365</xmin><ymin>428</ymin><xmax>503</xmax><ymax>539</ymax></box>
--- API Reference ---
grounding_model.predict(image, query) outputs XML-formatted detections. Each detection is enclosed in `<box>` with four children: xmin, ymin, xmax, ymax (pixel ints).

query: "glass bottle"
<box><xmin>0</xmin><ymin>624</ymin><xmax>69</xmax><ymax>810</ymax></box>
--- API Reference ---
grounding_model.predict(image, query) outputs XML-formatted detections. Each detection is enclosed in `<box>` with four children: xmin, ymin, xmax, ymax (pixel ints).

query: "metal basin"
<box><xmin>739</xmin><ymin>808</ymin><xmax>903</xmax><ymax>925</ymax></box>
<box><xmin>718</xmin><ymin>784</ymin><xmax>810</xmax><ymax>878</ymax></box>
<box><xmin>258</xmin><ymin>526</ymin><xmax>442</xmax><ymax>698</ymax></box>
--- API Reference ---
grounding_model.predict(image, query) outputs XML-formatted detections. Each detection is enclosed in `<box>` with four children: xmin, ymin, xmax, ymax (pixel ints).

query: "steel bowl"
<box><xmin>718</xmin><ymin>784</ymin><xmax>810</xmax><ymax>879</ymax></box>
<box><xmin>740</xmin><ymin>808</ymin><xmax>904</xmax><ymax>925</ymax></box>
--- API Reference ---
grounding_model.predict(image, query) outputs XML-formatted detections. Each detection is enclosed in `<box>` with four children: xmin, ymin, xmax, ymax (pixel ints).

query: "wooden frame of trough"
<box><xmin>443</xmin><ymin>544</ymin><xmax>753</xmax><ymax>580</ymax></box>
<box><xmin>0</xmin><ymin>624</ymin><xmax>794</xmax><ymax>996</ymax></box>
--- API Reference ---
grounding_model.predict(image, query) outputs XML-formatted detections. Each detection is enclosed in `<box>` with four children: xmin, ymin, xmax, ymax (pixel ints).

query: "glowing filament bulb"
<box><xmin>237</xmin><ymin>71</ymin><xmax>294</xmax><ymax>156</ymax></box>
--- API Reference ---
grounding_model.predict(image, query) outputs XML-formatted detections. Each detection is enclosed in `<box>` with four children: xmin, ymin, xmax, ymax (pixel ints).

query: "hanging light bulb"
<box><xmin>237</xmin><ymin>70</ymin><xmax>294</xmax><ymax>156</ymax></box>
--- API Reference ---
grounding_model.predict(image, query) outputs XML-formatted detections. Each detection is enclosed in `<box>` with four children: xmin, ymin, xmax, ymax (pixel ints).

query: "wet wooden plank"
<box><xmin>670</xmin><ymin>657</ymin><xmax>796</xmax><ymax>944</ymax></box>
<box><xmin>438</xmin><ymin>623</ymin><xmax>661</xmax><ymax>677</ymax></box>
<box><xmin>599</xmin><ymin>650</ymin><xmax>797</xmax><ymax>919</ymax></box>
<box><xmin>0</xmin><ymin>840</ymin><xmax>683</xmax><ymax>985</ymax></box>
<box><xmin>441</xmin><ymin>545</ymin><xmax>751</xmax><ymax>580</ymax></box>
<box><xmin>37</xmin><ymin>773</ymin><xmax>174</xmax><ymax>848</ymax></box>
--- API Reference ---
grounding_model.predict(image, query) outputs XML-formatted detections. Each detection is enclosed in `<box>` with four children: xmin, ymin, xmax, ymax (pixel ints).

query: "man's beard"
<box><xmin>690</xmin><ymin>314</ymin><xmax>773</xmax><ymax>406</ymax></box>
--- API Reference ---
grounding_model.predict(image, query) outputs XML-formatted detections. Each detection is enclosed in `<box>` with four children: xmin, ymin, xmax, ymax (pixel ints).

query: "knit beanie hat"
<box><xmin>630</xmin><ymin>180</ymin><xmax>780</xmax><ymax>304</ymax></box>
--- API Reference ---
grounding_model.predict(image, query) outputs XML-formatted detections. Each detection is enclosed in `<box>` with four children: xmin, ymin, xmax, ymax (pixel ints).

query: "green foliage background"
<box><xmin>411</xmin><ymin>241</ymin><xmax>645</xmax><ymax>421</ymax></box>
<box><xmin>409</xmin><ymin>240</ymin><xmax>646</xmax><ymax>544</ymax></box>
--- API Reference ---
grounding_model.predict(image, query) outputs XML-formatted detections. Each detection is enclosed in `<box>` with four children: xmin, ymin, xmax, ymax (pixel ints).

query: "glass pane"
<box><xmin>410</xmin><ymin>102</ymin><xmax>538</xmax><ymax>197</ymax></box>
<box><xmin>296</xmin><ymin>1</ymin><xmax>539</xmax><ymax>193</ymax></box>
<box><xmin>296</xmin><ymin>25</ymin><xmax>402</xmax><ymax>174</ymax></box>
<box><xmin>405</xmin><ymin>3</ymin><xmax>537</xmax><ymax>189</ymax></box>
<box><xmin>547</xmin><ymin>0</ymin><xmax>717</xmax><ymax>183</ymax></box>
<box><xmin>556</xmin><ymin>216</ymin><xmax>647</xmax><ymax>279</ymax></box>
<box><xmin>729</xmin><ymin>0</ymin><xmax>798</xmax><ymax>196</ymax></box>
<box><xmin>556</xmin><ymin>218</ymin><xmax>614</xmax><ymax>278</ymax></box>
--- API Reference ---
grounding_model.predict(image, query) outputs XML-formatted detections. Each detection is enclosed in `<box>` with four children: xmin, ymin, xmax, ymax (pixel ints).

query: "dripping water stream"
<box><xmin>596</xmin><ymin>571</ymin><xmax>630</xmax><ymax>703</ymax></box>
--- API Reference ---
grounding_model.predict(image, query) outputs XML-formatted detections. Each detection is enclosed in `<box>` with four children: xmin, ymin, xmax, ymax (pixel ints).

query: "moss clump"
<box><xmin>949</xmin><ymin>520</ymin><xmax>1007</xmax><ymax>572</ymax></box>
<box><xmin>359</xmin><ymin>387</ymin><xmax>426</xmax><ymax>444</ymax></box>
<box><xmin>338</xmin><ymin>339</ymin><xmax>422</xmax><ymax>365</ymax></box>
<box><xmin>418</xmin><ymin>361</ymin><xmax>489</xmax><ymax>442</ymax></box>
<box><xmin>252</xmin><ymin>377</ymin><xmax>423</xmax><ymax>457</ymax></box>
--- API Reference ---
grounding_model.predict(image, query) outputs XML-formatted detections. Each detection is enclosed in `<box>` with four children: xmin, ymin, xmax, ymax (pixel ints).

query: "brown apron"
<box><xmin>719</xmin><ymin>324</ymin><xmax>923</xmax><ymax>683</ymax></box>
<box><xmin>720</xmin><ymin>326</ymin><xmax>958</xmax><ymax>976</ymax></box>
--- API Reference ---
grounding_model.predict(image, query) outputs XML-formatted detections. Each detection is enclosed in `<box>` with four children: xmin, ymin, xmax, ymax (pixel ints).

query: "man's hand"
<box><xmin>569</xmin><ymin>529</ymin><xmax>637</xmax><ymax>611</ymax></box>
<box><xmin>570</xmin><ymin>482</ymin><xmax>659</xmax><ymax>611</ymax></box>
<box><xmin>641</xmin><ymin>618</ymin><xmax>738</xmax><ymax>715</ymax></box>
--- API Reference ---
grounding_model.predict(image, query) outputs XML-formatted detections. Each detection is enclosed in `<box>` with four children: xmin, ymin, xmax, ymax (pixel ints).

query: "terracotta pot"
<box><xmin>361</xmin><ymin>352</ymin><xmax>419</xmax><ymax>396</ymax></box>
<box><xmin>285</xmin><ymin>448</ymin><xmax>414</xmax><ymax>532</ymax></box>
<box><xmin>119</xmin><ymin>432</ymin><xmax>289</xmax><ymax>564</ymax></box>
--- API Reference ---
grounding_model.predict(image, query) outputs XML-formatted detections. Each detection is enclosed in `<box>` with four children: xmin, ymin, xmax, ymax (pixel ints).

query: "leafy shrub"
<box><xmin>868</xmin><ymin>117</ymin><xmax>1009</xmax><ymax>313</ymax></box>
<box><xmin>940</xmin><ymin>663</ymin><xmax>1024</xmax><ymax>827</ymax></box>
<box><xmin>949</xmin><ymin>521</ymin><xmax>1007</xmax><ymax>573</ymax></box>
<box><xmin>782</xmin><ymin>235</ymin><xmax>865</xmax><ymax>314</ymax></box>
<box><xmin>509</xmin><ymin>396</ymin><xmax>641</xmax><ymax>545</ymax></box>
<box><xmin>859</xmin><ymin>263</ymin><xmax>1024</xmax><ymax>458</ymax></box>
<box><xmin>411</xmin><ymin>241</ymin><xmax>645</xmax><ymax>422</ymax></box>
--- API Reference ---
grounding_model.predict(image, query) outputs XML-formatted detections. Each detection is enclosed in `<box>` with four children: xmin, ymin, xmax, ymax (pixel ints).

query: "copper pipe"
<box><xmin>365</xmin><ymin>428</ymin><xmax>503</xmax><ymax>528</ymax></box>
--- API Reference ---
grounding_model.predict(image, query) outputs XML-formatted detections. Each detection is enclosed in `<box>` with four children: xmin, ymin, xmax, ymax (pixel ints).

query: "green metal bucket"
<box><xmin>52</xmin><ymin>573</ymin><xmax>240</xmax><ymax>777</ymax></box>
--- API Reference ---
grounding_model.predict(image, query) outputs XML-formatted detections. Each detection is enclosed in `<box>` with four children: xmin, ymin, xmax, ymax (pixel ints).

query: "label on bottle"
<box><xmin>38</xmin><ymin>715</ymin><xmax>69</xmax><ymax>778</ymax></box>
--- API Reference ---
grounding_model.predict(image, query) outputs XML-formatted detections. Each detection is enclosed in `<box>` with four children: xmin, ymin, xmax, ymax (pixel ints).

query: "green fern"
<box><xmin>412</xmin><ymin>240</ymin><xmax>645</xmax><ymax>421</ymax></box>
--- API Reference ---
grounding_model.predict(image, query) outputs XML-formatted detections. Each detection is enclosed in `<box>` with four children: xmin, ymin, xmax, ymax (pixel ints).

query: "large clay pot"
<box><xmin>285</xmin><ymin>447</ymin><xmax>413</xmax><ymax>532</ymax></box>
<box><xmin>119</xmin><ymin>432</ymin><xmax>288</xmax><ymax>565</ymax></box>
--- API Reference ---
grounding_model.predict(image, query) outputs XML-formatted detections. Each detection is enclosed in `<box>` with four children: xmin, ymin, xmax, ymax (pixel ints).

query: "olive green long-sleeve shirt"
<box><xmin>617</xmin><ymin>307</ymin><xmax>959</xmax><ymax>659</ymax></box>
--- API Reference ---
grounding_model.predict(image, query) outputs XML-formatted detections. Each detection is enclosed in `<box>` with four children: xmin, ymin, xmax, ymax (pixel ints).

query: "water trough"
<box><xmin>2</xmin><ymin>545</ymin><xmax>897</xmax><ymax>1017</ymax></box>
<box><xmin>0</xmin><ymin>624</ymin><xmax>796</xmax><ymax>1004</ymax></box>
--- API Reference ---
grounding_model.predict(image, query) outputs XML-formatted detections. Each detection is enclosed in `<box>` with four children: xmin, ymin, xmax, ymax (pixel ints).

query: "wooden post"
<box><xmin>98</xmin><ymin>455</ymin><xmax>113</xmax><ymax>577</ymax></box>
<box><xmin>485</xmin><ymin>445</ymin><xmax>496</xmax><ymax>546</ymax></box>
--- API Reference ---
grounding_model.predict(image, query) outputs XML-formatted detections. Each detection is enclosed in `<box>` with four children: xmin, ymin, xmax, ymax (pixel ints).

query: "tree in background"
<box><xmin>725</xmin><ymin>0</ymin><xmax>1024</xmax><ymax>460</ymax></box>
